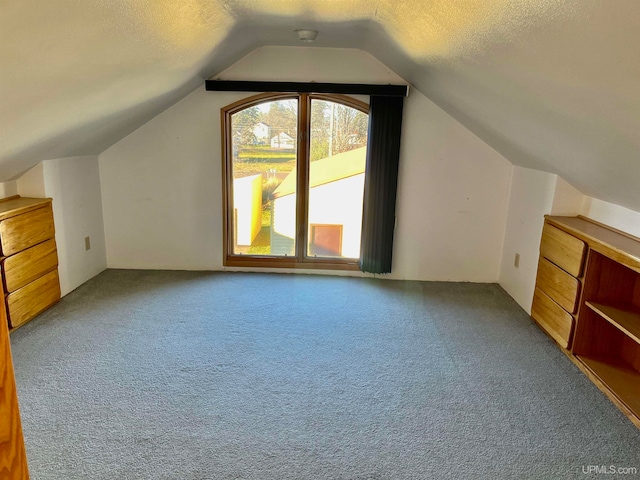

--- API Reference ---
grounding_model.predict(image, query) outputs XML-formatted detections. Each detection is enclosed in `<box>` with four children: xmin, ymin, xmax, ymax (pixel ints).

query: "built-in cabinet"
<box><xmin>532</xmin><ymin>215</ymin><xmax>640</xmax><ymax>428</ymax></box>
<box><xmin>0</xmin><ymin>196</ymin><xmax>61</xmax><ymax>330</ymax></box>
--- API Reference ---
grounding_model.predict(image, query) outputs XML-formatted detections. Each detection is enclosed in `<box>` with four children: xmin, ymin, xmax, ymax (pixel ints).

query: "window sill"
<box><xmin>224</xmin><ymin>256</ymin><xmax>361</xmax><ymax>271</ymax></box>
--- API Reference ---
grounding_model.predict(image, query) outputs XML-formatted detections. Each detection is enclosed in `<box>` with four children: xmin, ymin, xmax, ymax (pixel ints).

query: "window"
<box><xmin>222</xmin><ymin>93</ymin><xmax>369</xmax><ymax>269</ymax></box>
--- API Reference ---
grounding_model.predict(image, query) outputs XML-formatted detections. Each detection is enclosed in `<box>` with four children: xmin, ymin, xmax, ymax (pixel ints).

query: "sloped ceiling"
<box><xmin>1</xmin><ymin>0</ymin><xmax>638</xmax><ymax>210</ymax></box>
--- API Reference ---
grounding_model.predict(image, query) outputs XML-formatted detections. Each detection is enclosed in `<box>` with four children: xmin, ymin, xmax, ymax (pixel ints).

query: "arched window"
<box><xmin>222</xmin><ymin>93</ymin><xmax>369</xmax><ymax>269</ymax></box>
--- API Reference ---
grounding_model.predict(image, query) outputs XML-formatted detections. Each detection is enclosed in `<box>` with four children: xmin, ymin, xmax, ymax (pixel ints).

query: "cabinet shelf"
<box><xmin>576</xmin><ymin>354</ymin><xmax>640</xmax><ymax>418</ymax></box>
<box><xmin>586</xmin><ymin>301</ymin><xmax>640</xmax><ymax>345</ymax></box>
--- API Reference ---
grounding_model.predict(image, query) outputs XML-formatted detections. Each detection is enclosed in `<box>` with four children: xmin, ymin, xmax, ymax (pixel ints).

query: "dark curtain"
<box><xmin>360</xmin><ymin>95</ymin><xmax>405</xmax><ymax>273</ymax></box>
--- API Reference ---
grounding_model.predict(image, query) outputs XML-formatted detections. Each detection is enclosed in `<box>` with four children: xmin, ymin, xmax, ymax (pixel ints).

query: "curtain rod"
<box><xmin>205</xmin><ymin>80</ymin><xmax>409</xmax><ymax>97</ymax></box>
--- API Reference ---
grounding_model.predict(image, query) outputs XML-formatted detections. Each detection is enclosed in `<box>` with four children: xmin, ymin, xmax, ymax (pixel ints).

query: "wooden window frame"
<box><xmin>221</xmin><ymin>92</ymin><xmax>368</xmax><ymax>270</ymax></box>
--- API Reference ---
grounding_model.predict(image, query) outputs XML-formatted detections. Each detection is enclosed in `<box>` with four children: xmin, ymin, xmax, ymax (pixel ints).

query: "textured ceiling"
<box><xmin>1</xmin><ymin>0</ymin><xmax>638</xmax><ymax>210</ymax></box>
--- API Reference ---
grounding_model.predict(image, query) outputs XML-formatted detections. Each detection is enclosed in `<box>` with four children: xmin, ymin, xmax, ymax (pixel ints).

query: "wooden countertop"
<box><xmin>0</xmin><ymin>196</ymin><xmax>52</xmax><ymax>222</ymax></box>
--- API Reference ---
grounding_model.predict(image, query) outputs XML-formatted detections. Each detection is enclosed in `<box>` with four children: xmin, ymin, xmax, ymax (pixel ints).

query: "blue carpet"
<box><xmin>10</xmin><ymin>270</ymin><xmax>640</xmax><ymax>479</ymax></box>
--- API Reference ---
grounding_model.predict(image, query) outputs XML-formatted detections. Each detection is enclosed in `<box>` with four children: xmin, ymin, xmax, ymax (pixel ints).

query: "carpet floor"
<box><xmin>9</xmin><ymin>270</ymin><xmax>640</xmax><ymax>479</ymax></box>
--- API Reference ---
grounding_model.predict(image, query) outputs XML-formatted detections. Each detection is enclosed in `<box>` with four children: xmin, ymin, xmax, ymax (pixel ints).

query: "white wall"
<box><xmin>387</xmin><ymin>91</ymin><xmax>512</xmax><ymax>281</ymax></box>
<box><xmin>15</xmin><ymin>163</ymin><xmax>45</xmax><ymax>197</ymax></box>
<box><xmin>551</xmin><ymin>176</ymin><xmax>585</xmax><ymax>216</ymax></box>
<box><xmin>99</xmin><ymin>46</ymin><xmax>513</xmax><ymax>281</ymax></box>
<box><xmin>499</xmin><ymin>167</ymin><xmax>558</xmax><ymax>313</ymax></box>
<box><xmin>0</xmin><ymin>180</ymin><xmax>18</xmax><ymax>198</ymax></box>
<box><xmin>99</xmin><ymin>86</ymin><xmax>228</xmax><ymax>270</ymax></box>
<box><xmin>217</xmin><ymin>47</ymin><xmax>401</xmax><ymax>84</ymax></box>
<box><xmin>581</xmin><ymin>197</ymin><xmax>640</xmax><ymax>238</ymax></box>
<box><xmin>17</xmin><ymin>157</ymin><xmax>107</xmax><ymax>296</ymax></box>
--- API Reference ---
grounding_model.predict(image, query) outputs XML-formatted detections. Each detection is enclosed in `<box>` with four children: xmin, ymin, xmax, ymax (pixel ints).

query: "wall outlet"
<box><xmin>85</xmin><ymin>236</ymin><xmax>91</xmax><ymax>251</ymax></box>
<box><xmin>514</xmin><ymin>253</ymin><xmax>520</xmax><ymax>268</ymax></box>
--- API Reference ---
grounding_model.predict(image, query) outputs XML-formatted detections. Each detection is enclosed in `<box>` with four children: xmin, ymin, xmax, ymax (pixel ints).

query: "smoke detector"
<box><xmin>295</xmin><ymin>29</ymin><xmax>318</xmax><ymax>43</ymax></box>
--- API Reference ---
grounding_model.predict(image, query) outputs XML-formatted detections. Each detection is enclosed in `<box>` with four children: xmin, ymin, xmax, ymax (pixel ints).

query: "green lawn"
<box><xmin>238</xmin><ymin>152</ymin><xmax>295</xmax><ymax>161</ymax></box>
<box><xmin>233</xmin><ymin>158</ymin><xmax>295</xmax><ymax>178</ymax></box>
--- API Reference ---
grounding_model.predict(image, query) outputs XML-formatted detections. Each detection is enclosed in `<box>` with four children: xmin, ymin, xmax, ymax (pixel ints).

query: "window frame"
<box><xmin>221</xmin><ymin>92</ymin><xmax>369</xmax><ymax>270</ymax></box>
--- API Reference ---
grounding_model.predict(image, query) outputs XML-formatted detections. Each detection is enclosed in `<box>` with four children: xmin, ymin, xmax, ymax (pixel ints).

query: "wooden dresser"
<box><xmin>532</xmin><ymin>221</ymin><xmax>586</xmax><ymax>348</ymax></box>
<box><xmin>0</xmin><ymin>196</ymin><xmax>61</xmax><ymax>330</ymax></box>
<box><xmin>532</xmin><ymin>215</ymin><xmax>640</xmax><ymax>428</ymax></box>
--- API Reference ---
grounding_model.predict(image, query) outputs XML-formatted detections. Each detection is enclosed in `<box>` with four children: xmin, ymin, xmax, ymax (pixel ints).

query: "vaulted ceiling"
<box><xmin>1</xmin><ymin>1</ymin><xmax>638</xmax><ymax>211</ymax></box>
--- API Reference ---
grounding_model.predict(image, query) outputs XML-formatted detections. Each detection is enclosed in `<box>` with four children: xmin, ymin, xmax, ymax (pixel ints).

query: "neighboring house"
<box><xmin>271</xmin><ymin>147</ymin><xmax>366</xmax><ymax>257</ymax></box>
<box><xmin>253</xmin><ymin>122</ymin><xmax>270</xmax><ymax>143</ymax></box>
<box><xmin>270</xmin><ymin>132</ymin><xmax>295</xmax><ymax>149</ymax></box>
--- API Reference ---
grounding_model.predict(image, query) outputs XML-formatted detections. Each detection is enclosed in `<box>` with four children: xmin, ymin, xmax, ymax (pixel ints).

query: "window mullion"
<box><xmin>295</xmin><ymin>94</ymin><xmax>311</xmax><ymax>262</ymax></box>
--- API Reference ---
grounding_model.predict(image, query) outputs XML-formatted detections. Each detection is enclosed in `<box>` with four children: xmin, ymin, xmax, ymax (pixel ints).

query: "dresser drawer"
<box><xmin>531</xmin><ymin>287</ymin><xmax>575</xmax><ymax>349</ymax></box>
<box><xmin>535</xmin><ymin>257</ymin><xmax>581</xmax><ymax>314</ymax></box>
<box><xmin>0</xmin><ymin>203</ymin><xmax>55</xmax><ymax>256</ymax></box>
<box><xmin>6</xmin><ymin>269</ymin><xmax>60</xmax><ymax>329</ymax></box>
<box><xmin>540</xmin><ymin>223</ymin><xmax>586</xmax><ymax>277</ymax></box>
<box><xmin>2</xmin><ymin>239</ymin><xmax>58</xmax><ymax>293</ymax></box>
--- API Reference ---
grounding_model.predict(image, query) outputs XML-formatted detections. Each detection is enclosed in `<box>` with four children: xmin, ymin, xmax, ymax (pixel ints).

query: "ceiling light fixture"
<box><xmin>295</xmin><ymin>29</ymin><xmax>318</xmax><ymax>43</ymax></box>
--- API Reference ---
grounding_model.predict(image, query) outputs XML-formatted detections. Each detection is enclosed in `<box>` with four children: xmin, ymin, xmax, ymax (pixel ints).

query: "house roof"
<box><xmin>0</xmin><ymin>1</ymin><xmax>639</xmax><ymax>212</ymax></box>
<box><xmin>273</xmin><ymin>147</ymin><xmax>366</xmax><ymax>198</ymax></box>
<box><xmin>272</xmin><ymin>132</ymin><xmax>294</xmax><ymax>141</ymax></box>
